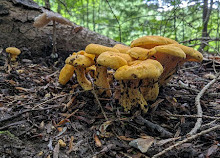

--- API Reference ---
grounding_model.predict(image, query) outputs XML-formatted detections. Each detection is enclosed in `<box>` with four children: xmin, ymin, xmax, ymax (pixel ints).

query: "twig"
<box><xmin>201</xmin><ymin>119</ymin><xmax>220</xmax><ymax>130</ymax></box>
<box><xmin>0</xmin><ymin>120</ymin><xmax>27</xmax><ymax>130</ymax></box>
<box><xmin>135</xmin><ymin>116</ymin><xmax>173</xmax><ymax>138</ymax></box>
<box><xmin>188</xmin><ymin>73</ymin><xmax>220</xmax><ymax>136</ymax></box>
<box><xmin>32</xmin><ymin>90</ymin><xmax>86</xmax><ymax>109</ymax></box>
<box><xmin>168</xmin><ymin>114</ymin><xmax>220</xmax><ymax>120</ymax></box>
<box><xmin>152</xmin><ymin>124</ymin><xmax>220</xmax><ymax>158</ymax></box>
<box><xmin>0</xmin><ymin>105</ymin><xmax>62</xmax><ymax>124</ymax></box>
<box><xmin>167</xmin><ymin>83</ymin><xmax>219</xmax><ymax>97</ymax></box>
<box><xmin>87</xmin><ymin>74</ymin><xmax>108</xmax><ymax>121</ymax></box>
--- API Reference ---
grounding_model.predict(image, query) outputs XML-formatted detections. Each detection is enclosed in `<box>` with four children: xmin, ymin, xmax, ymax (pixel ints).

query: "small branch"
<box><xmin>0</xmin><ymin>105</ymin><xmax>62</xmax><ymax>124</ymax></box>
<box><xmin>87</xmin><ymin>74</ymin><xmax>108</xmax><ymax>121</ymax></box>
<box><xmin>32</xmin><ymin>90</ymin><xmax>86</xmax><ymax>109</ymax></box>
<box><xmin>168</xmin><ymin>114</ymin><xmax>220</xmax><ymax>120</ymax></box>
<box><xmin>135</xmin><ymin>116</ymin><xmax>173</xmax><ymax>138</ymax></box>
<box><xmin>152</xmin><ymin>124</ymin><xmax>220</xmax><ymax>158</ymax></box>
<box><xmin>188</xmin><ymin>73</ymin><xmax>220</xmax><ymax>136</ymax></box>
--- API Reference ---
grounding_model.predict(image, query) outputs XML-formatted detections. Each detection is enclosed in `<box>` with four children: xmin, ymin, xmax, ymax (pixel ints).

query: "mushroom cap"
<box><xmin>96</xmin><ymin>51</ymin><xmax>128</xmax><ymax>69</ymax></box>
<box><xmin>76</xmin><ymin>50</ymin><xmax>96</xmax><ymax>60</ymax></box>
<box><xmin>149</xmin><ymin>45</ymin><xmax>186</xmax><ymax>59</ymax></box>
<box><xmin>65</xmin><ymin>54</ymin><xmax>95</xmax><ymax>68</ymax></box>
<box><xmin>59</xmin><ymin>64</ymin><xmax>75</xmax><ymax>85</ymax></box>
<box><xmin>33</xmin><ymin>10</ymin><xmax>73</xmax><ymax>28</ymax></box>
<box><xmin>113</xmin><ymin>44</ymin><xmax>130</xmax><ymax>54</ymax></box>
<box><xmin>130</xmin><ymin>35</ymin><xmax>178</xmax><ymax>49</ymax></box>
<box><xmin>168</xmin><ymin>44</ymin><xmax>203</xmax><ymax>62</ymax></box>
<box><xmin>127</xmin><ymin>47</ymin><xmax>155</xmax><ymax>60</ymax></box>
<box><xmin>85</xmin><ymin>44</ymin><xmax>120</xmax><ymax>56</ymax></box>
<box><xmin>6</xmin><ymin>47</ymin><xmax>21</xmax><ymax>55</ymax></box>
<box><xmin>114</xmin><ymin>59</ymin><xmax>163</xmax><ymax>80</ymax></box>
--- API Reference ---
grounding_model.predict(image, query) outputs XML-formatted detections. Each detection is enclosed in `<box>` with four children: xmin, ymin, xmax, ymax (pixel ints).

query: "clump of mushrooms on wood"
<box><xmin>59</xmin><ymin>35</ymin><xmax>203</xmax><ymax>113</ymax></box>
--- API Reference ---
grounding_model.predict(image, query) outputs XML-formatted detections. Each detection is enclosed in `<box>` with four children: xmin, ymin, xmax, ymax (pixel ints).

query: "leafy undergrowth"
<box><xmin>0</xmin><ymin>56</ymin><xmax>219</xmax><ymax>158</ymax></box>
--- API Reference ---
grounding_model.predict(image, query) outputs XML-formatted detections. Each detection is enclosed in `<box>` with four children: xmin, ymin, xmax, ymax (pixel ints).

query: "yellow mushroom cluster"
<box><xmin>59</xmin><ymin>35</ymin><xmax>203</xmax><ymax>113</ymax></box>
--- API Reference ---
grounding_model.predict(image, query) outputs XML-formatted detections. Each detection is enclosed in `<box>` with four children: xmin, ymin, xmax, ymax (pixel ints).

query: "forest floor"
<box><xmin>0</xmin><ymin>53</ymin><xmax>220</xmax><ymax>158</ymax></box>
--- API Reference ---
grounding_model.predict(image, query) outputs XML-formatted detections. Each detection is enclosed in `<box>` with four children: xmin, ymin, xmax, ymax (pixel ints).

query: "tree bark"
<box><xmin>0</xmin><ymin>0</ymin><xmax>119</xmax><ymax>60</ymax></box>
<box><xmin>199</xmin><ymin>0</ymin><xmax>214</xmax><ymax>52</ymax></box>
<box><xmin>44</xmin><ymin>0</ymin><xmax>51</xmax><ymax>10</ymax></box>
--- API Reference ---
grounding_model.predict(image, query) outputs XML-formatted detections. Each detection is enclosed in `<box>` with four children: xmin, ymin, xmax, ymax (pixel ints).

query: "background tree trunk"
<box><xmin>44</xmin><ymin>0</ymin><xmax>51</xmax><ymax>10</ymax></box>
<box><xmin>199</xmin><ymin>0</ymin><xmax>214</xmax><ymax>52</ymax></box>
<box><xmin>0</xmin><ymin>0</ymin><xmax>119</xmax><ymax>60</ymax></box>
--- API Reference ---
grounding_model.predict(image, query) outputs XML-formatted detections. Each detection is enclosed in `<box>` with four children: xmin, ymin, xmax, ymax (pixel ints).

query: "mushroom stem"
<box><xmin>154</xmin><ymin>54</ymin><xmax>181</xmax><ymax>86</ymax></box>
<box><xmin>75</xmin><ymin>67</ymin><xmax>92</xmax><ymax>90</ymax></box>
<box><xmin>51</xmin><ymin>20</ymin><xmax>58</xmax><ymax>58</ymax></box>
<box><xmin>94</xmin><ymin>65</ymin><xmax>112</xmax><ymax>97</ymax></box>
<box><xmin>140</xmin><ymin>79</ymin><xmax>159</xmax><ymax>101</ymax></box>
<box><xmin>119</xmin><ymin>80</ymin><xmax>148</xmax><ymax>113</ymax></box>
<box><xmin>10</xmin><ymin>54</ymin><xmax>17</xmax><ymax>61</ymax></box>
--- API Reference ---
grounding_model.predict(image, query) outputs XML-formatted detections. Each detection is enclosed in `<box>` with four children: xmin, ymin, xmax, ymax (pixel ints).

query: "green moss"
<box><xmin>0</xmin><ymin>130</ymin><xmax>15</xmax><ymax>138</ymax></box>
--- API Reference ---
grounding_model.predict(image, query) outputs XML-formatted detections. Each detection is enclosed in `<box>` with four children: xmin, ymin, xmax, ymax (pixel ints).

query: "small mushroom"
<box><xmin>139</xmin><ymin>60</ymin><xmax>163</xmax><ymax>101</ymax></box>
<box><xmin>94</xmin><ymin>51</ymin><xmax>131</xmax><ymax>97</ymax></box>
<box><xmin>5</xmin><ymin>47</ymin><xmax>21</xmax><ymax>61</ymax></box>
<box><xmin>167</xmin><ymin>44</ymin><xmax>203</xmax><ymax>63</ymax></box>
<box><xmin>148</xmin><ymin>45</ymin><xmax>186</xmax><ymax>86</ymax></box>
<box><xmin>33</xmin><ymin>10</ymin><xmax>74</xmax><ymax>58</ymax></box>
<box><xmin>114</xmin><ymin>59</ymin><xmax>163</xmax><ymax>113</ymax></box>
<box><xmin>130</xmin><ymin>35</ymin><xmax>178</xmax><ymax>49</ymax></box>
<box><xmin>58</xmin><ymin>64</ymin><xmax>75</xmax><ymax>85</ymax></box>
<box><xmin>85</xmin><ymin>44</ymin><xmax>120</xmax><ymax>96</ymax></box>
<box><xmin>65</xmin><ymin>52</ymin><xmax>95</xmax><ymax>90</ymax></box>
<box><xmin>113</xmin><ymin>44</ymin><xmax>130</xmax><ymax>54</ymax></box>
<box><xmin>127</xmin><ymin>47</ymin><xmax>155</xmax><ymax>60</ymax></box>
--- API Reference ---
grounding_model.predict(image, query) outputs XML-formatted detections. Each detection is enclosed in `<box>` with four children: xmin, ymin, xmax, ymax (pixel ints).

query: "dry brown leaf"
<box><xmin>5</xmin><ymin>79</ymin><xmax>16</xmax><ymax>85</ymax></box>
<box><xmin>65</xmin><ymin>96</ymin><xmax>76</xmax><ymax>109</ymax></box>
<box><xmin>99</xmin><ymin>121</ymin><xmax>112</xmax><ymax>134</ymax></box>
<box><xmin>67</xmin><ymin>136</ymin><xmax>74</xmax><ymax>154</ymax></box>
<box><xmin>118</xmin><ymin>136</ymin><xmax>134</xmax><ymax>141</ymax></box>
<box><xmin>56</xmin><ymin>118</ymin><xmax>70</xmax><ymax>126</ymax></box>
<box><xmin>57</xmin><ymin>127</ymin><xmax>63</xmax><ymax>132</ymax></box>
<box><xmin>94</xmin><ymin>133</ymin><xmax>102</xmax><ymax>147</ymax></box>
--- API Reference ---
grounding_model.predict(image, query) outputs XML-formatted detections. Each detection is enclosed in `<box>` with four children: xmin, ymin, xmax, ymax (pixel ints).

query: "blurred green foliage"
<box><xmin>33</xmin><ymin>0</ymin><xmax>220</xmax><ymax>53</ymax></box>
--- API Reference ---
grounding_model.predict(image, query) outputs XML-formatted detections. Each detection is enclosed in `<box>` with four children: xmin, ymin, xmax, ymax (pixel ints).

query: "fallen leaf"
<box><xmin>55</xmin><ymin>127</ymin><xmax>67</xmax><ymax>138</ymax></box>
<box><xmin>94</xmin><ymin>133</ymin><xmax>102</xmax><ymax>147</ymax></box>
<box><xmin>206</xmin><ymin>145</ymin><xmax>218</xmax><ymax>157</ymax></box>
<box><xmin>129</xmin><ymin>137</ymin><xmax>155</xmax><ymax>153</ymax></box>
<box><xmin>53</xmin><ymin>142</ymin><xmax>60</xmax><ymax>158</ymax></box>
<box><xmin>118</xmin><ymin>136</ymin><xmax>134</xmax><ymax>141</ymax></box>
<box><xmin>67</xmin><ymin>136</ymin><xmax>74</xmax><ymax>154</ymax></box>
<box><xmin>56</xmin><ymin>119</ymin><xmax>70</xmax><ymax>126</ymax></box>
<box><xmin>99</xmin><ymin>121</ymin><xmax>112</xmax><ymax>135</ymax></box>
